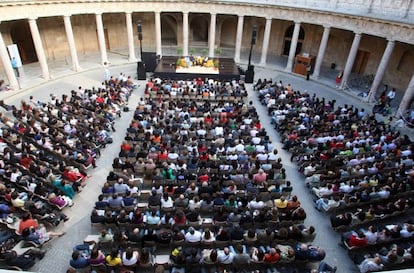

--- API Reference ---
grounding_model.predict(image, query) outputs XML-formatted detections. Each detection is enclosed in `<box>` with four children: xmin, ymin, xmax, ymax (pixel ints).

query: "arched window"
<box><xmin>282</xmin><ymin>24</ymin><xmax>305</xmax><ymax>56</ymax></box>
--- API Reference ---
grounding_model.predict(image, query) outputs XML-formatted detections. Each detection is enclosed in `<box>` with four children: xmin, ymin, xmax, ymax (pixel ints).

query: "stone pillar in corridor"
<box><xmin>125</xmin><ymin>12</ymin><xmax>137</xmax><ymax>62</ymax></box>
<box><xmin>208</xmin><ymin>13</ymin><xmax>216</xmax><ymax>57</ymax></box>
<box><xmin>397</xmin><ymin>74</ymin><xmax>414</xmax><ymax>117</ymax></box>
<box><xmin>259</xmin><ymin>17</ymin><xmax>272</xmax><ymax>66</ymax></box>
<box><xmin>182</xmin><ymin>12</ymin><xmax>189</xmax><ymax>56</ymax></box>
<box><xmin>0</xmin><ymin>32</ymin><xmax>19</xmax><ymax>89</ymax></box>
<box><xmin>28</xmin><ymin>18</ymin><xmax>50</xmax><ymax>79</ymax></box>
<box><xmin>234</xmin><ymin>15</ymin><xmax>244</xmax><ymax>63</ymax></box>
<box><xmin>285</xmin><ymin>21</ymin><xmax>301</xmax><ymax>72</ymax></box>
<box><xmin>367</xmin><ymin>39</ymin><xmax>395</xmax><ymax>102</ymax></box>
<box><xmin>95</xmin><ymin>13</ymin><xmax>108</xmax><ymax>64</ymax></box>
<box><xmin>340</xmin><ymin>32</ymin><xmax>362</xmax><ymax>89</ymax></box>
<box><xmin>63</xmin><ymin>15</ymin><xmax>80</xmax><ymax>72</ymax></box>
<box><xmin>155</xmin><ymin>11</ymin><xmax>162</xmax><ymax>57</ymax></box>
<box><xmin>313</xmin><ymin>25</ymin><xmax>330</xmax><ymax>79</ymax></box>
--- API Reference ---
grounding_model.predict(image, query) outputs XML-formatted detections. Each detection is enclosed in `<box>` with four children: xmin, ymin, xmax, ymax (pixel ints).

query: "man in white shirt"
<box><xmin>363</xmin><ymin>226</ymin><xmax>378</xmax><ymax>245</ymax></box>
<box><xmin>217</xmin><ymin>247</ymin><xmax>234</xmax><ymax>264</ymax></box>
<box><xmin>185</xmin><ymin>227</ymin><xmax>202</xmax><ymax>243</ymax></box>
<box><xmin>214</xmin><ymin>126</ymin><xmax>224</xmax><ymax>136</ymax></box>
<box><xmin>386</xmin><ymin>88</ymin><xmax>396</xmax><ymax>102</ymax></box>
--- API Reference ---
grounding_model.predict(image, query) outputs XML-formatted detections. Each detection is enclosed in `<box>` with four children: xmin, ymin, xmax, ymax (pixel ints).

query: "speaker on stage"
<box><xmin>137</xmin><ymin>61</ymin><xmax>146</xmax><ymax>80</ymax></box>
<box><xmin>245</xmin><ymin>65</ymin><xmax>255</xmax><ymax>83</ymax></box>
<box><xmin>142</xmin><ymin>52</ymin><xmax>157</xmax><ymax>72</ymax></box>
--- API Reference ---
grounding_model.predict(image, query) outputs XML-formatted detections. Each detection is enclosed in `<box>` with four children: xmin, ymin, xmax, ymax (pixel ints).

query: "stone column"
<box><xmin>95</xmin><ymin>13</ymin><xmax>108</xmax><ymax>64</ymax></box>
<box><xmin>368</xmin><ymin>39</ymin><xmax>395</xmax><ymax>102</ymax></box>
<box><xmin>397</xmin><ymin>74</ymin><xmax>414</xmax><ymax>116</ymax></box>
<box><xmin>340</xmin><ymin>32</ymin><xmax>362</xmax><ymax>89</ymax></box>
<box><xmin>208</xmin><ymin>13</ymin><xmax>216</xmax><ymax>57</ymax></box>
<box><xmin>28</xmin><ymin>18</ymin><xmax>50</xmax><ymax>79</ymax></box>
<box><xmin>285</xmin><ymin>21</ymin><xmax>301</xmax><ymax>72</ymax></box>
<box><xmin>313</xmin><ymin>25</ymin><xmax>330</xmax><ymax>79</ymax></box>
<box><xmin>259</xmin><ymin>18</ymin><xmax>272</xmax><ymax>65</ymax></box>
<box><xmin>155</xmin><ymin>11</ymin><xmax>162</xmax><ymax>57</ymax></box>
<box><xmin>182</xmin><ymin>12</ymin><xmax>189</xmax><ymax>56</ymax></box>
<box><xmin>125</xmin><ymin>12</ymin><xmax>137</xmax><ymax>62</ymax></box>
<box><xmin>0</xmin><ymin>32</ymin><xmax>19</xmax><ymax>89</ymax></box>
<box><xmin>63</xmin><ymin>15</ymin><xmax>80</xmax><ymax>72</ymax></box>
<box><xmin>234</xmin><ymin>15</ymin><xmax>244</xmax><ymax>63</ymax></box>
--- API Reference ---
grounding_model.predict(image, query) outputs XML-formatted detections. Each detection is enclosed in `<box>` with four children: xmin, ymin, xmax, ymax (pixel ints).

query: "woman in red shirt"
<box><xmin>18</xmin><ymin>212</ymin><xmax>39</xmax><ymax>235</ymax></box>
<box><xmin>348</xmin><ymin>231</ymin><xmax>367</xmax><ymax>248</ymax></box>
<box><xmin>264</xmin><ymin>248</ymin><xmax>280</xmax><ymax>263</ymax></box>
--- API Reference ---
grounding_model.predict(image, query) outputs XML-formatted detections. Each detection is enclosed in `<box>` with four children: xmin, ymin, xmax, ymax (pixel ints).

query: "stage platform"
<box><xmin>153</xmin><ymin>56</ymin><xmax>240</xmax><ymax>81</ymax></box>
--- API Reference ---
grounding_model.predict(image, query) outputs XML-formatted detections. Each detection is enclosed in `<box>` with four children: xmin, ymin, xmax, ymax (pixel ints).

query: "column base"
<box><xmin>9</xmin><ymin>83</ymin><xmax>20</xmax><ymax>91</ymax></box>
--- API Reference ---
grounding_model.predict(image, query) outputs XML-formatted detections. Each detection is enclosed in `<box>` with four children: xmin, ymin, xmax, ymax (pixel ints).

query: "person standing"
<box><xmin>103</xmin><ymin>61</ymin><xmax>110</xmax><ymax>82</ymax></box>
<box><xmin>335</xmin><ymin>71</ymin><xmax>343</xmax><ymax>88</ymax></box>
<box><xmin>386</xmin><ymin>88</ymin><xmax>396</xmax><ymax>103</ymax></box>
<box><xmin>306</xmin><ymin>64</ymin><xmax>311</xmax><ymax>81</ymax></box>
<box><xmin>11</xmin><ymin>57</ymin><xmax>19</xmax><ymax>77</ymax></box>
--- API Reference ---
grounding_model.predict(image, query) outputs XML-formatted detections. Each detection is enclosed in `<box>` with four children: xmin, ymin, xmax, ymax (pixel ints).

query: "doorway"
<box><xmin>10</xmin><ymin>21</ymin><xmax>38</xmax><ymax>64</ymax></box>
<box><xmin>282</xmin><ymin>24</ymin><xmax>305</xmax><ymax>56</ymax></box>
<box><xmin>352</xmin><ymin>50</ymin><xmax>370</xmax><ymax>74</ymax></box>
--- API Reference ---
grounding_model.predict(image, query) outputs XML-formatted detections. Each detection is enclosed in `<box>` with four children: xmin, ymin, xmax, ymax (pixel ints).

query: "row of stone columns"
<box><xmin>0</xmin><ymin>11</ymin><xmax>412</xmax><ymax>114</ymax></box>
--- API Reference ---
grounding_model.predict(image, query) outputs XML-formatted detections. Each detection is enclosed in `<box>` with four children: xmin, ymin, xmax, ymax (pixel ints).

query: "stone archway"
<box><xmin>190</xmin><ymin>14</ymin><xmax>208</xmax><ymax>44</ymax></box>
<box><xmin>219</xmin><ymin>17</ymin><xmax>237</xmax><ymax>48</ymax></box>
<box><xmin>10</xmin><ymin>20</ymin><xmax>38</xmax><ymax>64</ymax></box>
<box><xmin>161</xmin><ymin>14</ymin><xmax>178</xmax><ymax>45</ymax></box>
<box><xmin>282</xmin><ymin>24</ymin><xmax>305</xmax><ymax>56</ymax></box>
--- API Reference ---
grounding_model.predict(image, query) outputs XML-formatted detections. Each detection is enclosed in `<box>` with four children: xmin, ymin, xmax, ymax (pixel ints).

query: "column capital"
<box><xmin>210</xmin><ymin>12</ymin><xmax>217</xmax><ymax>16</ymax></box>
<box><xmin>95</xmin><ymin>13</ymin><xmax>102</xmax><ymax>16</ymax></box>
<box><xmin>386</xmin><ymin>38</ymin><xmax>395</xmax><ymax>43</ymax></box>
<box><xmin>354</xmin><ymin>31</ymin><xmax>362</xmax><ymax>36</ymax></box>
<box><xmin>154</xmin><ymin>11</ymin><xmax>161</xmax><ymax>15</ymax></box>
<box><xmin>294</xmin><ymin>21</ymin><xmax>301</xmax><ymax>25</ymax></box>
<box><xmin>265</xmin><ymin>16</ymin><xmax>273</xmax><ymax>21</ymax></box>
<box><xmin>238</xmin><ymin>14</ymin><xmax>245</xmax><ymax>19</ymax></box>
<box><xmin>28</xmin><ymin>17</ymin><xmax>38</xmax><ymax>21</ymax></box>
<box><xmin>322</xmin><ymin>24</ymin><xmax>331</xmax><ymax>29</ymax></box>
<box><xmin>125</xmin><ymin>11</ymin><xmax>132</xmax><ymax>15</ymax></box>
<box><xmin>182</xmin><ymin>11</ymin><xmax>189</xmax><ymax>15</ymax></box>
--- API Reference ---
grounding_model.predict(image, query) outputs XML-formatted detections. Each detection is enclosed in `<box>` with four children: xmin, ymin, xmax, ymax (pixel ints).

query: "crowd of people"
<box><xmin>256</xmin><ymin>78</ymin><xmax>414</xmax><ymax>272</ymax></box>
<box><xmin>63</xmin><ymin>76</ymin><xmax>340</xmax><ymax>273</ymax></box>
<box><xmin>0</xmin><ymin>73</ymin><xmax>136</xmax><ymax>270</ymax></box>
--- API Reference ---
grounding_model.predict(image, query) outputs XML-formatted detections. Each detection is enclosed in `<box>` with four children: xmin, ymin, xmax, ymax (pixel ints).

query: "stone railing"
<box><xmin>0</xmin><ymin>0</ymin><xmax>412</xmax><ymax>22</ymax></box>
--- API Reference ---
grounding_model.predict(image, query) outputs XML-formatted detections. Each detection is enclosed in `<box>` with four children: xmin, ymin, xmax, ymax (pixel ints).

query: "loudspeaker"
<box><xmin>245</xmin><ymin>65</ymin><xmax>255</xmax><ymax>83</ymax></box>
<box><xmin>251</xmin><ymin>26</ymin><xmax>257</xmax><ymax>45</ymax></box>
<box><xmin>142</xmin><ymin>52</ymin><xmax>157</xmax><ymax>72</ymax></box>
<box><xmin>137</xmin><ymin>61</ymin><xmax>146</xmax><ymax>80</ymax></box>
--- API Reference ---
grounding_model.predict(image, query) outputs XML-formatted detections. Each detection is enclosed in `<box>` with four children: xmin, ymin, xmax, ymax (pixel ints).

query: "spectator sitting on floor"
<box><xmin>70</xmin><ymin>250</ymin><xmax>89</xmax><ymax>269</ymax></box>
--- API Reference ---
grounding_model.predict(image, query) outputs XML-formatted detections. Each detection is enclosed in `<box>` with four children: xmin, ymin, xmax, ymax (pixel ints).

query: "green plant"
<box><xmin>189</xmin><ymin>48</ymin><xmax>196</xmax><ymax>55</ymax></box>
<box><xmin>213</xmin><ymin>59</ymin><xmax>219</xmax><ymax>68</ymax></box>
<box><xmin>201</xmin><ymin>48</ymin><xmax>208</xmax><ymax>56</ymax></box>
<box><xmin>214</xmin><ymin>47</ymin><xmax>221</xmax><ymax>55</ymax></box>
<box><xmin>176</xmin><ymin>47</ymin><xmax>183</xmax><ymax>56</ymax></box>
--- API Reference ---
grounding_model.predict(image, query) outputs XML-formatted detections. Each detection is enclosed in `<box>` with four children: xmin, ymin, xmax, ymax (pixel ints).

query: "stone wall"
<box><xmin>0</xmin><ymin>0</ymin><xmax>413</xmax><ymax>89</ymax></box>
